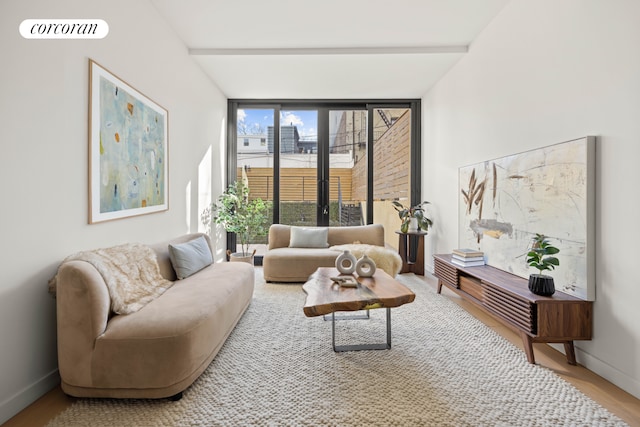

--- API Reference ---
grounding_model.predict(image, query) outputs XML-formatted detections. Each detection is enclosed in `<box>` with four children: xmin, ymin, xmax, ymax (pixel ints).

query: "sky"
<box><xmin>238</xmin><ymin>109</ymin><xmax>318</xmax><ymax>141</ymax></box>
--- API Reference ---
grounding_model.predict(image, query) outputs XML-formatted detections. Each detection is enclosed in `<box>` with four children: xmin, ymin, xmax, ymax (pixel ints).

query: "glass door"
<box><xmin>235</xmin><ymin>108</ymin><xmax>275</xmax><ymax>257</ymax></box>
<box><xmin>328</xmin><ymin>109</ymin><xmax>368</xmax><ymax>226</ymax></box>
<box><xmin>278</xmin><ymin>109</ymin><xmax>319</xmax><ymax>226</ymax></box>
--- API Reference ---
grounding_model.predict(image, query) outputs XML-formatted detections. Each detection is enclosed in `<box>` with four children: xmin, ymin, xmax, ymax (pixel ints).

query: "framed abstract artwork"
<box><xmin>88</xmin><ymin>59</ymin><xmax>168</xmax><ymax>223</ymax></box>
<box><xmin>458</xmin><ymin>137</ymin><xmax>596</xmax><ymax>300</ymax></box>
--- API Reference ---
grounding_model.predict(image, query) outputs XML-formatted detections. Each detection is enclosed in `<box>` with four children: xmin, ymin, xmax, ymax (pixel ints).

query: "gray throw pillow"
<box><xmin>168</xmin><ymin>236</ymin><xmax>213</xmax><ymax>279</ymax></box>
<box><xmin>289</xmin><ymin>227</ymin><xmax>329</xmax><ymax>248</ymax></box>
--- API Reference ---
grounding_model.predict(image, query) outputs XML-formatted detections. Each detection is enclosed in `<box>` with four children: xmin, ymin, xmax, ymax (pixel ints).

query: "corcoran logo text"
<box><xmin>19</xmin><ymin>19</ymin><xmax>109</xmax><ymax>39</ymax></box>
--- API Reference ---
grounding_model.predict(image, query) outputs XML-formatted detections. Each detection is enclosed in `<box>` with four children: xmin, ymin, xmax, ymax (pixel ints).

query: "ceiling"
<box><xmin>151</xmin><ymin>0</ymin><xmax>510</xmax><ymax>99</ymax></box>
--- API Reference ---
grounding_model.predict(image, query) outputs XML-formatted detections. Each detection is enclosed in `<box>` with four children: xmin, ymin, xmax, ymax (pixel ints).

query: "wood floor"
<box><xmin>4</xmin><ymin>272</ymin><xmax>640</xmax><ymax>427</ymax></box>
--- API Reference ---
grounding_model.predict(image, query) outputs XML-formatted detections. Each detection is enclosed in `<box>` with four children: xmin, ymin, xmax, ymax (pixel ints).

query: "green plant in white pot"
<box><xmin>201</xmin><ymin>181</ymin><xmax>269</xmax><ymax>264</ymax></box>
<box><xmin>526</xmin><ymin>233</ymin><xmax>560</xmax><ymax>296</ymax></box>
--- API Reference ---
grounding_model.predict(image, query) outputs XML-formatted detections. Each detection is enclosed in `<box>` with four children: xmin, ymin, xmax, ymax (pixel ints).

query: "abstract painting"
<box><xmin>458</xmin><ymin>137</ymin><xmax>595</xmax><ymax>300</ymax></box>
<box><xmin>89</xmin><ymin>60</ymin><xmax>168</xmax><ymax>223</ymax></box>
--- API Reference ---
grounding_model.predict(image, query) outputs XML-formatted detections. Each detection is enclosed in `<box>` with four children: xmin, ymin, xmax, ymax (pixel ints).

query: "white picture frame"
<box><xmin>88</xmin><ymin>59</ymin><xmax>169</xmax><ymax>223</ymax></box>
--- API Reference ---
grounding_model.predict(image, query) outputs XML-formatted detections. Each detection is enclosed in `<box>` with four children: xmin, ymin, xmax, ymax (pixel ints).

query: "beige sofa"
<box><xmin>55</xmin><ymin>233</ymin><xmax>254</xmax><ymax>400</ymax></box>
<box><xmin>263</xmin><ymin>224</ymin><xmax>386</xmax><ymax>282</ymax></box>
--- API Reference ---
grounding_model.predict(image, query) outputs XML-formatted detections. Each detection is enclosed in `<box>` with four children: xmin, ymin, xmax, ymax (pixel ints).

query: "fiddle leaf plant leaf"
<box><xmin>527</xmin><ymin>234</ymin><xmax>560</xmax><ymax>275</ymax></box>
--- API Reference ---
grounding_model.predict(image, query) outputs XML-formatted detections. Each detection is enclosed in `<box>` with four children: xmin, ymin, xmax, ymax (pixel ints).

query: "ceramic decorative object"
<box><xmin>355</xmin><ymin>254</ymin><xmax>376</xmax><ymax>277</ymax></box>
<box><xmin>528</xmin><ymin>274</ymin><xmax>555</xmax><ymax>296</ymax></box>
<box><xmin>335</xmin><ymin>250</ymin><xmax>357</xmax><ymax>275</ymax></box>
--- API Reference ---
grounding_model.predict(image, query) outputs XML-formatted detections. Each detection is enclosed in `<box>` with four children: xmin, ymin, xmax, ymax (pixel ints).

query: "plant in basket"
<box><xmin>201</xmin><ymin>181</ymin><xmax>269</xmax><ymax>263</ymax></box>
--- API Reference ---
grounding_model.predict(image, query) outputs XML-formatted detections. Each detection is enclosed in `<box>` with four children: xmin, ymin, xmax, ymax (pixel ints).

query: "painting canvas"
<box><xmin>458</xmin><ymin>137</ymin><xmax>595</xmax><ymax>300</ymax></box>
<box><xmin>89</xmin><ymin>59</ymin><xmax>168</xmax><ymax>223</ymax></box>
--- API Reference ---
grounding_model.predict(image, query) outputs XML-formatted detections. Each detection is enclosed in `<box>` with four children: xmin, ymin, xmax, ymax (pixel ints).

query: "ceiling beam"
<box><xmin>189</xmin><ymin>46</ymin><xmax>468</xmax><ymax>56</ymax></box>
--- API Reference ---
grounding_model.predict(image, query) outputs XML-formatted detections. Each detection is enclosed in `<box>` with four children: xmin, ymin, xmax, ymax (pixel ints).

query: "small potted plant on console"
<box><xmin>526</xmin><ymin>233</ymin><xmax>560</xmax><ymax>296</ymax></box>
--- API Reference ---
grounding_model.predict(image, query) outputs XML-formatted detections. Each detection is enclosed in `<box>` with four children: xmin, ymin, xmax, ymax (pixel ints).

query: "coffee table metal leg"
<box><xmin>324</xmin><ymin>309</ymin><xmax>370</xmax><ymax>321</ymax></box>
<box><xmin>332</xmin><ymin>308</ymin><xmax>391</xmax><ymax>352</ymax></box>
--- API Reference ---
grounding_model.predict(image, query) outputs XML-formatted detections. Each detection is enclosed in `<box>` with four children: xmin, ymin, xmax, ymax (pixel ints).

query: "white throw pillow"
<box><xmin>168</xmin><ymin>236</ymin><xmax>213</xmax><ymax>279</ymax></box>
<box><xmin>289</xmin><ymin>227</ymin><xmax>329</xmax><ymax>248</ymax></box>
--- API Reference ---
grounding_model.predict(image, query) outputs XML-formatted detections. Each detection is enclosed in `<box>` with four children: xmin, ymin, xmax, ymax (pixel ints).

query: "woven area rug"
<box><xmin>48</xmin><ymin>271</ymin><xmax>627</xmax><ymax>426</ymax></box>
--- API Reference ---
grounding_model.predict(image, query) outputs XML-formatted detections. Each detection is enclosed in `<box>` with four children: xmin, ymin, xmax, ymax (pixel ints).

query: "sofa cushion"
<box><xmin>168</xmin><ymin>236</ymin><xmax>213</xmax><ymax>279</ymax></box>
<box><xmin>263</xmin><ymin>248</ymin><xmax>339</xmax><ymax>282</ymax></box>
<box><xmin>289</xmin><ymin>226</ymin><xmax>329</xmax><ymax>248</ymax></box>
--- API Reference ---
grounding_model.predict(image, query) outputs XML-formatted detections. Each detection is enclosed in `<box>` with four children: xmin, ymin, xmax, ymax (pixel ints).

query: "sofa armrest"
<box><xmin>267</xmin><ymin>224</ymin><xmax>292</xmax><ymax>250</ymax></box>
<box><xmin>57</xmin><ymin>260</ymin><xmax>110</xmax><ymax>387</ymax></box>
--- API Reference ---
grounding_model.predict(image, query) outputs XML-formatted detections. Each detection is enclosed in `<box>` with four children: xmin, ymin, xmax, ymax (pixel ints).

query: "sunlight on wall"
<box><xmin>203</xmin><ymin>116</ymin><xmax>228</xmax><ymax>261</ymax></box>
<box><xmin>198</xmin><ymin>145</ymin><xmax>213</xmax><ymax>233</ymax></box>
<box><xmin>185</xmin><ymin>181</ymin><xmax>191</xmax><ymax>230</ymax></box>
<box><xmin>212</xmin><ymin>118</ymin><xmax>228</xmax><ymax>260</ymax></box>
<box><xmin>218</xmin><ymin>117</ymin><xmax>226</xmax><ymax>186</ymax></box>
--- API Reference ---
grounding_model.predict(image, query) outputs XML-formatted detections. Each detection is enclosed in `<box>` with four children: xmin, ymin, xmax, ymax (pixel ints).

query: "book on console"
<box><xmin>452</xmin><ymin>254</ymin><xmax>485</xmax><ymax>262</ymax></box>
<box><xmin>452</xmin><ymin>248</ymin><xmax>484</xmax><ymax>258</ymax></box>
<box><xmin>451</xmin><ymin>258</ymin><xmax>486</xmax><ymax>268</ymax></box>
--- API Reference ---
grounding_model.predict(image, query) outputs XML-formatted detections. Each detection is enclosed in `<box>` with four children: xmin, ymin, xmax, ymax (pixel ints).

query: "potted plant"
<box><xmin>392</xmin><ymin>200</ymin><xmax>433</xmax><ymax>233</ymax></box>
<box><xmin>526</xmin><ymin>233</ymin><xmax>560</xmax><ymax>296</ymax></box>
<box><xmin>201</xmin><ymin>181</ymin><xmax>269</xmax><ymax>264</ymax></box>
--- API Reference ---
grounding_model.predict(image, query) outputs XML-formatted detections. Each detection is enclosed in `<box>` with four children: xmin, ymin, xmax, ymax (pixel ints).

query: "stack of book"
<box><xmin>451</xmin><ymin>248</ymin><xmax>485</xmax><ymax>267</ymax></box>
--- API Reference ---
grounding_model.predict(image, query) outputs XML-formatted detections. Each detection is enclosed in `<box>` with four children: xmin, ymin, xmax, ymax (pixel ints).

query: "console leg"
<box><xmin>564</xmin><ymin>341</ymin><xmax>577</xmax><ymax>365</ymax></box>
<box><xmin>520</xmin><ymin>332</ymin><xmax>535</xmax><ymax>364</ymax></box>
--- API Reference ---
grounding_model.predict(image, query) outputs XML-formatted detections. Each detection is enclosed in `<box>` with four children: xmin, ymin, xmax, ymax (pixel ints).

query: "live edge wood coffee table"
<box><xmin>303</xmin><ymin>267</ymin><xmax>415</xmax><ymax>352</ymax></box>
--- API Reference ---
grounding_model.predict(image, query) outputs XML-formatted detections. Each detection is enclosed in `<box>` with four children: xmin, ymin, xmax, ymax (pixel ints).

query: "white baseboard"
<box><xmin>425</xmin><ymin>261</ymin><xmax>435</xmax><ymax>275</ymax></box>
<box><xmin>0</xmin><ymin>369</ymin><xmax>60</xmax><ymax>425</ymax></box>
<box><xmin>551</xmin><ymin>343</ymin><xmax>640</xmax><ymax>399</ymax></box>
<box><xmin>574</xmin><ymin>346</ymin><xmax>640</xmax><ymax>399</ymax></box>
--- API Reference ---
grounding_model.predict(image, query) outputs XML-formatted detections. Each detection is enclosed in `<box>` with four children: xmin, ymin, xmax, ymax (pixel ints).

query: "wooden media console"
<box><xmin>433</xmin><ymin>254</ymin><xmax>592</xmax><ymax>365</ymax></box>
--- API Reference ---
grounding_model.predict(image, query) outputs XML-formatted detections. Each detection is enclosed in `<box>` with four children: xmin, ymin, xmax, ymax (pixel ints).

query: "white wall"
<box><xmin>0</xmin><ymin>0</ymin><xmax>227</xmax><ymax>422</ymax></box>
<box><xmin>422</xmin><ymin>0</ymin><xmax>640</xmax><ymax>398</ymax></box>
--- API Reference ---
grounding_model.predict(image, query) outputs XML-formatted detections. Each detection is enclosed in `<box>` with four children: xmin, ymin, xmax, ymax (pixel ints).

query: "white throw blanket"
<box><xmin>330</xmin><ymin>244</ymin><xmax>403</xmax><ymax>277</ymax></box>
<box><xmin>49</xmin><ymin>243</ymin><xmax>173</xmax><ymax>314</ymax></box>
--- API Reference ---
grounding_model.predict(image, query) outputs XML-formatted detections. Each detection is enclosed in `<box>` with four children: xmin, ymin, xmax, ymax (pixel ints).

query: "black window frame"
<box><xmin>226</xmin><ymin>99</ymin><xmax>421</xmax><ymax>255</ymax></box>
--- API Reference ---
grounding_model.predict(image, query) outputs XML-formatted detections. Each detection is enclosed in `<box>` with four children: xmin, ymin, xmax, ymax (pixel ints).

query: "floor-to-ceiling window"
<box><xmin>227</xmin><ymin>100</ymin><xmax>420</xmax><ymax>261</ymax></box>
